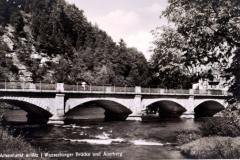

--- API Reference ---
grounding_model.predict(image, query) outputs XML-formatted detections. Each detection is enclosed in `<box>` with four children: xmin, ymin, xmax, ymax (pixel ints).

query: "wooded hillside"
<box><xmin>0</xmin><ymin>0</ymin><xmax>150</xmax><ymax>86</ymax></box>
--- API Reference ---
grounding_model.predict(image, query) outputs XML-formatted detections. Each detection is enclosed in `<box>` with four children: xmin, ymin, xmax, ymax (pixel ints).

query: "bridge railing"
<box><xmin>35</xmin><ymin>83</ymin><xmax>56</xmax><ymax>90</ymax></box>
<box><xmin>141</xmin><ymin>88</ymin><xmax>190</xmax><ymax>94</ymax></box>
<box><xmin>142</xmin><ymin>87</ymin><xmax>161</xmax><ymax>93</ymax></box>
<box><xmin>0</xmin><ymin>81</ymin><xmax>27</xmax><ymax>89</ymax></box>
<box><xmin>0</xmin><ymin>81</ymin><xmax>33</xmax><ymax>90</ymax></box>
<box><xmin>114</xmin><ymin>86</ymin><xmax>126</xmax><ymax>92</ymax></box>
<box><xmin>0</xmin><ymin>81</ymin><xmax>229</xmax><ymax>96</ymax></box>
<box><xmin>142</xmin><ymin>87</ymin><xmax>153</xmax><ymax>93</ymax></box>
<box><xmin>165</xmin><ymin>89</ymin><xmax>189</xmax><ymax>94</ymax></box>
<box><xmin>64</xmin><ymin>84</ymin><xmax>79</xmax><ymax>91</ymax></box>
<box><xmin>174</xmin><ymin>89</ymin><xmax>190</xmax><ymax>94</ymax></box>
<box><xmin>193</xmin><ymin>89</ymin><xmax>228</xmax><ymax>96</ymax></box>
<box><xmin>63</xmin><ymin>85</ymin><xmax>136</xmax><ymax>93</ymax></box>
<box><xmin>90</xmin><ymin>86</ymin><xmax>106</xmax><ymax>92</ymax></box>
<box><xmin>0</xmin><ymin>81</ymin><xmax>56</xmax><ymax>90</ymax></box>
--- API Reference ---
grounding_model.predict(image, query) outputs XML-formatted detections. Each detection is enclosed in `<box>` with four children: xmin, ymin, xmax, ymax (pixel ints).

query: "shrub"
<box><xmin>0</xmin><ymin>127</ymin><xmax>39</xmax><ymax>154</ymax></box>
<box><xmin>180</xmin><ymin>137</ymin><xmax>240</xmax><ymax>159</ymax></box>
<box><xmin>199</xmin><ymin>110</ymin><xmax>240</xmax><ymax>137</ymax></box>
<box><xmin>176</xmin><ymin>131</ymin><xmax>202</xmax><ymax>145</ymax></box>
<box><xmin>214</xmin><ymin>139</ymin><xmax>240</xmax><ymax>158</ymax></box>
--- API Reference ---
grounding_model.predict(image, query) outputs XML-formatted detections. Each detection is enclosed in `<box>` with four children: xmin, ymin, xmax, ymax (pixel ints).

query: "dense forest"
<box><xmin>0</xmin><ymin>0</ymin><xmax>150</xmax><ymax>87</ymax></box>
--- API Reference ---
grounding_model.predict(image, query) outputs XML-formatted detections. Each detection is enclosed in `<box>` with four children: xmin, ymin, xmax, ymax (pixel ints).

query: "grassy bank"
<box><xmin>180</xmin><ymin>136</ymin><xmax>240</xmax><ymax>159</ymax></box>
<box><xmin>177</xmin><ymin>110</ymin><xmax>240</xmax><ymax>159</ymax></box>
<box><xmin>0</xmin><ymin>127</ymin><xmax>38</xmax><ymax>154</ymax></box>
<box><xmin>0</xmin><ymin>102</ymin><xmax>39</xmax><ymax>155</ymax></box>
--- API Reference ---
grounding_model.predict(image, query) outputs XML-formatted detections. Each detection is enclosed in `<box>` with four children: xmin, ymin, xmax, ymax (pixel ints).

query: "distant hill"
<box><xmin>0</xmin><ymin>0</ymin><xmax>150</xmax><ymax>87</ymax></box>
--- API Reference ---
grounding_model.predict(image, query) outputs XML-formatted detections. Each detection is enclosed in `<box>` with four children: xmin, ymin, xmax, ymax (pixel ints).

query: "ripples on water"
<box><xmin>3</xmin><ymin>109</ymin><xmax>203</xmax><ymax>159</ymax></box>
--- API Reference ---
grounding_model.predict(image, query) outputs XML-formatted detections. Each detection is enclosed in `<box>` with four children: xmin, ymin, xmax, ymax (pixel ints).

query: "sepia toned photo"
<box><xmin>0</xmin><ymin>0</ymin><xmax>240</xmax><ymax>159</ymax></box>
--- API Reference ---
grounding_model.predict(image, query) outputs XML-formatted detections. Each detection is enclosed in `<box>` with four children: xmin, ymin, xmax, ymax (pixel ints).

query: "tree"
<box><xmin>126</xmin><ymin>47</ymin><xmax>150</xmax><ymax>87</ymax></box>
<box><xmin>160</xmin><ymin>0</ymin><xmax>240</xmax><ymax>103</ymax></box>
<box><xmin>52</xmin><ymin>57</ymin><xmax>71</xmax><ymax>83</ymax></box>
<box><xmin>150</xmin><ymin>26</ymin><xmax>194</xmax><ymax>88</ymax></box>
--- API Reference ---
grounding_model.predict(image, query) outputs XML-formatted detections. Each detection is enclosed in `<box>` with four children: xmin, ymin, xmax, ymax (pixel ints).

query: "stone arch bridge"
<box><xmin>0</xmin><ymin>82</ymin><xmax>230</xmax><ymax>124</ymax></box>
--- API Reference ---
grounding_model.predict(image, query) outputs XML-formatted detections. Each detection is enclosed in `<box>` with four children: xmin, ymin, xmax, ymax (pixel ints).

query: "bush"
<box><xmin>177</xmin><ymin>110</ymin><xmax>240</xmax><ymax>158</ymax></box>
<box><xmin>0</xmin><ymin>127</ymin><xmax>39</xmax><ymax>154</ymax></box>
<box><xmin>199</xmin><ymin>110</ymin><xmax>240</xmax><ymax>137</ymax></box>
<box><xmin>214</xmin><ymin>139</ymin><xmax>240</xmax><ymax>158</ymax></box>
<box><xmin>180</xmin><ymin>137</ymin><xmax>240</xmax><ymax>159</ymax></box>
<box><xmin>176</xmin><ymin>131</ymin><xmax>202</xmax><ymax>145</ymax></box>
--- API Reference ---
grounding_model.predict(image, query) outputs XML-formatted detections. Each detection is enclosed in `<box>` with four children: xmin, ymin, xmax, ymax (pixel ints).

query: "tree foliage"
<box><xmin>150</xmin><ymin>26</ymin><xmax>197</xmax><ymax>88</ymax></box>
<box><xmin>153</xmin><ymin>0</ymin><xmax>240</xmax><ymax>101</ymax></box>
<box><xmin>0</xmin><ymin>0</ymin><xmax>150</xmax><ymax>87</ymax></box>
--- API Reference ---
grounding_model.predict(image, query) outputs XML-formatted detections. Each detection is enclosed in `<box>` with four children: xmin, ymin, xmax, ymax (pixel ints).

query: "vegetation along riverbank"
<box><xmin>0</xmin><ymin>127</ymin><xmax>39</xmax><ymax>155</ymax></box>
<box><xmin>0</xmin><ymin>102</ymin><xmax>42</xmax><ymax>158</ymax></box>
<box><xmin>177</xmin><ymin>110</ymin><xmax>240</xmax><ymax>159</ymax></box>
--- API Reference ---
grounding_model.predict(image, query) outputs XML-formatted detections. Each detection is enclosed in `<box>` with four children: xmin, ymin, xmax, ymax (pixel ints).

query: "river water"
<box><xmin>2</xmin><ymin>109</ymin><xmax>203</xmax><ymax>159</ymax></box>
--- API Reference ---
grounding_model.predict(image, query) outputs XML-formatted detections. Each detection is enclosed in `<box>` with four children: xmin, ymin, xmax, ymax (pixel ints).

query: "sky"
<box><xmin>65</xmin><ymin>0</ymin><xmax>169</xmax><ymax>61</ymax></box>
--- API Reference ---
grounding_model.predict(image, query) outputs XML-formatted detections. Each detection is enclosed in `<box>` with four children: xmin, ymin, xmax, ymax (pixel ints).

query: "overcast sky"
<box><xmin>65</xmin><ymin>0</ymin><xmax>169</xmax><ymax>61</ymax></box>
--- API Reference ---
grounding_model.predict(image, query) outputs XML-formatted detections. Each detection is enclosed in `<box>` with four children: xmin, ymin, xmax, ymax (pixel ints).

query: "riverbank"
<box><xmin>177</xmin><ymin>110</ymin><xmax>240</xmax><ymax>159</ymax></box>
<box><xmin>0</xmin><ymin>103</ymin><xmax>38</xmax><ymax>154</ymax></box>
<box><xmin>180</xmin><ymin>136</ymin><xmax>240</xmax><ymax>159</ymax></box>
<box><xmin>0</xmin><ymin>127</ymin><xmax>38</xmax><ymax>154</ymax></box>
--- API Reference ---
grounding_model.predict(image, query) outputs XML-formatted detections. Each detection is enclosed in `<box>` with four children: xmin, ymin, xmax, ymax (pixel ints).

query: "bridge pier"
<box><xmin>181</xmin><ymin>96</ymin><xmax>195</xmax><ymax>118</ymax></box>
<box><xmin>48</xmin><ymin>94</ymin><xmax>65</xmax><ymax>124</ymax></box>
<box><xmin>180</xmin><ymin>112</ymin><xmax>195</xmax><ymax>118</ymax></box>
<box><xmin>127</xmin><ymin>95</ymin><xmax>143</xmax><ymax>121</ymax></box>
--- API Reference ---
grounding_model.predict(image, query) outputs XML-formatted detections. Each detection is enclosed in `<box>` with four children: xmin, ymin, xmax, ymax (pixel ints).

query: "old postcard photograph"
<box><xmin>0</xmin><ymin>0</ymin><xmax>239</xmax><ymax>159</ymax></box>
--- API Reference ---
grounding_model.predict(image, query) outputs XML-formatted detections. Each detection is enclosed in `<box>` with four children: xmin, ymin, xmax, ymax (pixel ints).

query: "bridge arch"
<box><xmin>65</xmin><ymin>98</ymin><xmax>132</xmax><ymax>121</ymax></box>
<box><xmin>0</xmin><ymin>96</ymin><xmax>53</xmax><ymax>114</ymax></box>
<box><xmin>0</xmin><ymin>97</ymin><xmax>53</xmax><ymax>124</ymax></box>
<box><xmin>194</xmin><ymin>100</ymin><xmax>225</xmax><ymax>117</ymax></box>
<box><xmin>145</xmin><ymin>100</ymin><xmax>187</xmax><ymax>118</ymax></box>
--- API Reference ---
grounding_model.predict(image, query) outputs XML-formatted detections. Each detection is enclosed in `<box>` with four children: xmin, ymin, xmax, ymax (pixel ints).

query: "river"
<box><xmin>2</xmin><ymin>108</ymin><xmax>203</xmax><ymax>159</ymax></box>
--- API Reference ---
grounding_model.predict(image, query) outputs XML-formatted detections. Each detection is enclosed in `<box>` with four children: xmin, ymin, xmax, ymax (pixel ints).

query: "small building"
<box><xmin>192</xmin><ymin>68</ymin><xmax>230</xmax><ymax>91</ymax></box>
